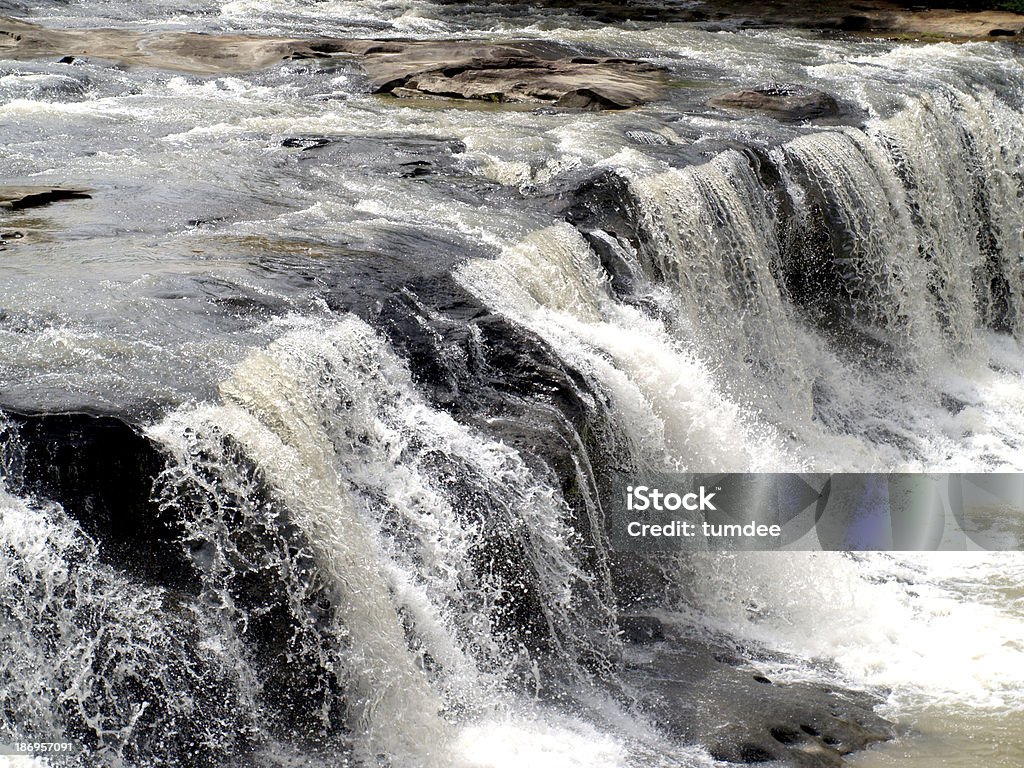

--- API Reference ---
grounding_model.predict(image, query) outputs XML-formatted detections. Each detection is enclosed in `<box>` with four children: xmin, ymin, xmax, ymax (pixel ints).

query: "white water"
<box><xmin>447</xmin><ymin>36</ymin><xmax>1024</xmax><ymax>768</ymax></box>
<box><xmin>0</xmin><ymin>480</ymin><xmax>266</xmax><ymax>766</ymax></box>
<box><xmin>146</xmin><ymin>315</ymin><xmax>631</xmax><ymax>766</ymax></box>
<box><xmin>157</xmin><ymin>340</ymin><xmax>451</xmax><ymax>766</ymax></box>
<box><xmin>456</xmin><ymin>54</ymin><xmax>1024</xmax><ymax>473</ymax></box>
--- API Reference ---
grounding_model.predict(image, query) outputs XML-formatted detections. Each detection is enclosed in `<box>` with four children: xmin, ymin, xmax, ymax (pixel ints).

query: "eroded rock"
<box><xmin>352</xmin><ymin>40</ymin><xmax>665</xmax><ymax>108</ymax></box>
<box><xmin>709</xmin><ymin>83</ymin><xmax>843</xmax><ymax>122</ymax></box>
<box><xmin>0</xmin><ymin>17</ymin><xmax>666</xmax><ymax>109</ymax></box>
<box><xmin>620</xmin><ymin>618</ymin><xmax>895</xmax><ymax>766</ymax></box>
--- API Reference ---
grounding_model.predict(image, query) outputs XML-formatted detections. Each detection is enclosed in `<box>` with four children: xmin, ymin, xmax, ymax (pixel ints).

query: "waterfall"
<box><xmin>455</xmin><ymin>223</ymin><xmax>797</xmax><ymax>473</ymax></box>
<box><xmin>146</xmin><ymin>315</ymin><xmax>621</xmax><ymax>764</ymax></box>
<box><xmin>0</xmin><ymin>481</ymin><xmax>266</xmax><ymax>766</ymax></box>
<box><xmin>456</xmin><ymin>57</ymin><xmax>1024</xmax><ymax>474</ymax></box>
<box><xmin>153</xmin><ymin>333</ymin><xmax>451</xmax><ymax>766</ymax></box>
<box><xmin>4</xmin><ymin>12</ymin><xmax>1024</xmax><ymax>768</ymax></box>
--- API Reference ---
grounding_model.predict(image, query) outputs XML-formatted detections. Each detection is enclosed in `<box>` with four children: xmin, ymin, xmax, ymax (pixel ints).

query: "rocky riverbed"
<box><xmin>477</xmin><ymin>0</ymin><xmax>1024</xmax><ymax>40</ymax></box>
<box><xmin>1</xmin><ymin>15</ymin><xmax>666</xmax><ymax>108</ymax></box>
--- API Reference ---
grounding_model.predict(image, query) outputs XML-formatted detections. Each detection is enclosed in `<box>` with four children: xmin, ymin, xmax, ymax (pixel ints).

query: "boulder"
<box><xmin>344</xmin><ymin>40</ymin><xmax>666</xmax><ymax>109</ymax></box>
<box><xmin>709</xmin><ymin>83</ymin><xmax>842</xmax><ymax>122</ymax></box>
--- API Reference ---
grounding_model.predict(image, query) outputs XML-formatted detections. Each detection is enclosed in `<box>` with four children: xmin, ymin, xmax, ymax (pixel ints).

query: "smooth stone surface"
<box><xmin>459</xmin><ymin>0</ymin><xmax>1024</xmax><ymax>40</ymax></box>
<box><xmin>349</xmin><ymin>40</ymin><xmax>666</xmax><ymax>108</ymax></box>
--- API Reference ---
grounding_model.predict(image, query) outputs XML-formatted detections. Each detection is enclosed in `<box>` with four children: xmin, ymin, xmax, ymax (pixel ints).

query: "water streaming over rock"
<box><xmin>2</xmin><ymin>5</ymin><xmax>1024</xmax><ymax>767</ymax></box>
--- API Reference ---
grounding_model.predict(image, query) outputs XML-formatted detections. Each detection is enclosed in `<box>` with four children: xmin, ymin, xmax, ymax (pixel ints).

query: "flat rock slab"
<box><xmin>0</xmin><ymin>16</ymin><xmax>314</xmax><ymax>73</ymax></box>
<box><xmin>619</xmin><ymin>616</ymin><xmax>895</xmax><ymax>766</ymax></box>
<box><xmin>0</xmin><ymin>17</ymin><xmax>665</xmax><ymax>109</ymax></box>
<box><xmin>697</xmin><ymin>0</ymin><xmax>1024</xmax><ymax>39</ymax></box>
<box><xmin>341</xmin><ymin>39</ymin><xmax>665</xmax><ymax>109</ymax></box>
<box><xmin>0</xmin><ymin>185</ymin><xmax>92</xmax><ymax>210</ymax></box>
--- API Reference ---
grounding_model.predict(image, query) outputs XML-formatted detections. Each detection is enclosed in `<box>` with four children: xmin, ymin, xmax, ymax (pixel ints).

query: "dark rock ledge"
<box><xmin>708</xmin><ymin>84</ymin><xmax>845</xmax><ymax>123</ymax></box>
<box><xmin>619</xmin><ymin>615</ymin><xmax>896</xmax><ymax>766</ymax></box>
<box><xmin>0</xmin><ymin>185</ymin><xmax>92</xmax><ymax>210</ymax></box>
<box><xmin>0</xmin><ymin>16</ymin><xmax>666</xmax><ymax>109</ymax></box>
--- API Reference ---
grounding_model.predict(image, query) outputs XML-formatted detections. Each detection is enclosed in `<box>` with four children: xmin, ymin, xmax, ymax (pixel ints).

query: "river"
<box><xmin>1</xmin><ymin>1</ymin><xmax>1023</xmax><ymax>766</ymax></box>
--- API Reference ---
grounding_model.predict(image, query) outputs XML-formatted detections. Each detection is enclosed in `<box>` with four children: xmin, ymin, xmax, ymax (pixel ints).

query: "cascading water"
<box><xmin>144</xmin><ymin>316</ymin><xmax>623</xmax><ymax>765</ymax></box>
<box><xmin>2</xmin><ymin>4</ymin><xmax>1024</xmax><ymax>767</ymax></box>
<box><xmin>456</xmin><ymin>54</ymin><xmax>1024</xmax><ymax>474</ymax></box>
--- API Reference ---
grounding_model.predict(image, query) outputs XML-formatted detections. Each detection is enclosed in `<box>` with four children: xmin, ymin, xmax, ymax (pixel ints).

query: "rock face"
<box><xmin>0</xmin><ymin>16</ymin><xmax>315</xmax><ymax>73</ymax></box>
<box><xmin>620</xmin><ymin>616</ymin><xmax>896</xmax><ymax>766</ymax></box>
<box><xmin>709</xmin><ymin>84</ymin><xmax>843</xmax><ymax>122</ymax></box>
<box><xmin>0</xmin><ymin>17</ymin><xmax>666</xmax><ymax>109</ymax></box>
<box><xmin>0</xmin><ymin>412</ymin><xmax>189</xmax><ymax>590</ymax></box>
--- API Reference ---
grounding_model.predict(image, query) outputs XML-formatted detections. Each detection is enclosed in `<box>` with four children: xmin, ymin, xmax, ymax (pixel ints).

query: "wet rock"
<box><xmin>0</xmin><ymin>17</ymin><xmax>666</xmax><ymax>109</ymax></box>
<box><xmin>432</xmin><ymin>0</ymin><xmax>715</xmax><ymax>23</ymax></box>
<box><xmin>839</xmin><ymin>14</ymin><xmax>871</xmax><ymax>31</ymax></box>
<box><xmin>709</xmin><ymin>83</ymin><xmax>842</xmax><ymax>122</ymax></box>
<box><xmin>625</xmin><ymin>128</ymin><xmax>672</xmax><ymax>146</ymax></box>
<box><xmin>281</xmin><ymin>134</ymin><xmax>468</xmax><ymax>175</ymax></box>
<box><xmin>0</xmin><ymin>69</ymin><xmax>90</xmax><ymax>101</ymax></box>
<box><xmin>1</xmin><ymin>15</ymin><xmax>308</xmax><ymax>73</ymax></box>
<box><xmin>281</xmin><ymin>136</ymin><xmax>332</xmax><ymax>150</ymax></box>
<box><xmin>478</xmin><ymin>1</ymin><xmax>1024</xmax><ymax>41</ymax></box>
<box><xmin>0</xmin><ymin>410</ymin><xmax>351</xmax><ymax>757</ymax></box>
<box><xmin>621</xmin><ymin>625</ymin><xmax>895</xmax><ymax>766</ymax></box>
<box><xmin>941</xmin><ymin>392</ymin><xmax>969</xmax><ymax>414</ymax></box>
<box><xmin>0</xmin><ymin>185</ymin><xmax>92</xmax><ymax>210</ymax></box>
<box><xmin>343</xmin><ymin>39</ymin><xmax>666</xmax><ymax>109</ymax></box>
<box><xmin>560</xmin><ymin>169</ymin><xmax>651</xmax><ymax>298</ymax></box>
<box><xmin>618</xmin><ymin>614</ymin><xmax>667</xmax><ymax>643</ymax></box>
<box><xmin>0</xmin><ymin>411</ymin><xmax>193</xmax><ymax>591</ymax></box>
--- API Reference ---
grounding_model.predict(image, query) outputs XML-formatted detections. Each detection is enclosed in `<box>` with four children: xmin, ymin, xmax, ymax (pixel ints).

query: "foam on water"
<box><xmin>0</xmin><ymin>479</ymin><xmax>266</xmax><ymax>765</ymax></box>
<box><xmin>675</xmin><ymin>552</ymin><xmax>1024</xmax><ymax>713</ymax></box>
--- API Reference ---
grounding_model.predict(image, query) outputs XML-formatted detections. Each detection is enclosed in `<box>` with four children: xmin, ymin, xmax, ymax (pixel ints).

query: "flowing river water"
<box><xmin>1</xmin><ymin>1</ymin><xmax>1024</xmax><ymax>767</ymax></box>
